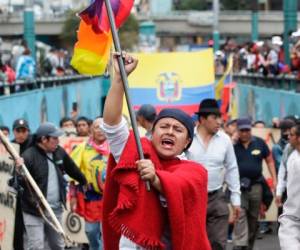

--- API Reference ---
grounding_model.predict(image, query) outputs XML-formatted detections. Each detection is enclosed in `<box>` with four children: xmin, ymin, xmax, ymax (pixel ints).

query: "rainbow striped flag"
<box><xmin>71</xmin><ymin>0</ymin><xmax>134</xmax><ymax>75</ymax></box>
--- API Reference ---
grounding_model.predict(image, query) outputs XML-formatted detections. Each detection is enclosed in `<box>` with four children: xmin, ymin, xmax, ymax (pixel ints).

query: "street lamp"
<box><xmin>213</xmin><ymin>0</ymin><xmax>220</xmax><ymax>52</ymax></box>
<box><xmin>251</xmin><ymin>0</ymin><xmax>259</xmax><ymax>42</ymax></box>
<box><xmin>283</xmin><ymin>0</ymin><xmax>297</xmax><ymax>65</ymax></box>
<box><xmin>24</xmin><ymin>0</ymin><xmax>36</xmax><ymax>59</ymax></box>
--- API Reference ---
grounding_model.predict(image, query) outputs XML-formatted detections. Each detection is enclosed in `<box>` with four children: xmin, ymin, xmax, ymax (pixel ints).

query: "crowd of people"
<box><xmin>0</xmin><ymin>52</ymin><xmax>300</xmax><ymax>250</ymax></box>
<box><xmin>214</xmin><ymin>35</ymin><xmax>300</xmax><ymax>79</ymax></box>
<box><xmin>0</xmin><ymin>39</ymin><xmax>74</xmax><ymax>87</ymax></box>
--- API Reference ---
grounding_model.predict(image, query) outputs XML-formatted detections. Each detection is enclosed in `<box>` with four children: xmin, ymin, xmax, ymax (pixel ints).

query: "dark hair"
<box><xmin>35</xmin><ymin>134</ymin><xmax>51</xmax><ymax>143</ymax></box>
<box><xmin>293</xmin><ymin>124</ymin><xmax>300</xmax><ymax>137</ymax></box>
<box><xmin>198</xmin><ymin>112</ymin><xmax>220</xmax><ymax>120</ymax></box>
<box><xmin>0</xmin><ymin>126</ymin><xmax>9</xmax><ymax>133</ymax></box>
<box><xmin>59</xmin><ymin>117</ymin><xmax>75</xmax><ymax>127</ymax></box>
<box><xmin>76</xmin><ymin>116</ymin><xmax>92</xmax><ymax>126</ymax></box>
<box><xmin>253</xmin><ymin>120</ymin><xmax>265</xmax><ymax>127</ymax></box>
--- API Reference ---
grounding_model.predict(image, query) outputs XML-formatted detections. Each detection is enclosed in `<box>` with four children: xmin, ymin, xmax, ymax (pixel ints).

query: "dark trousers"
<box><xmin>14</xmin><ymin>194</ymin><xmax>24</xmax><ymax>250</ymax></box>
<box><xmin>206</xmin><ymin>189</ymin><xmax>230</xmax><ymax>250</ymax></box>
<box><xmin>233</xmin><ymin>184</ymin><xmax>262</xmax><ymax>250</ymax></box>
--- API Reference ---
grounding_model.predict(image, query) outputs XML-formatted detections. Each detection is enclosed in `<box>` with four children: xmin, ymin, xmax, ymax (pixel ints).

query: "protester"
<box><xmin>0</xmin><ymin>125</ymin><xmax>9</xmax><ymax>137</ymax></box>
<box><xmin>11</xmin><ymin>118</ymin><xmax>34</xmax><ymax>250</ymax></box>
<box><xmin>275</xmin><ymin>120</ymin><xmax>298</xmax><ymax>209</ymax></box>
<box><xmin>60</xmin><ymin>117</ymin><xmax>77</xmax><ymax>137</ymax></box>
<box><xmin>11</xmin><ymin>118</ymin><xmax>34</xmax><ymax>154</ymax></box>
<box><xmin>76</xmin><ymin>116</ymin><xmax>91</xmax><ymax>137</ymax></box>
<box><xmin>223</xmin><ymin>118</ymin><xmax>239</xmax><ymax>143</ymax></box>
<box><xmin>19</xmin><ymin>122</ymin><xmax>87</xmax><ymax>250</ymax></box>
<box><xmin>232</xmin><ymin>118</ymin><xmax>277</xmax><ymax>250</ymax></box>
<box><xmin>253</xmin><ymin>120</ymin><xmax>266</xmax><ymax>128</ymax></box>
<box><xmin>136</xmin><ymin>104</ymin><xmax>157</xmax><ymax>138</ymax></box>
<box><xmin>272</xmin><ymin>119</ymin><xmax>296</xmax><ymax>172</ymax></box>
<box><xmin>186</xmin><ymin>98</ymin><xmax>241</xmax><ymax>250</ymax></box>
<box><xmin>278</xmin><ymin>124</ymin><xmax>300</xmax><ymax>250</ymax></box>
<box><xmin>0</xmin><ymin>59</ymin><xmax>16</xmax><ymax>84</ymax></box>
<box><xmin>15</xmin><ymin>48</ymin><xmax>35</xmax><ymax>80</ymax></box>
<box><xmin>70</xmin><ymin>118</ymin><xmax>109</xmax><ymax>250</ymax></box>
<box><xmin>101</xmin><ymin>52</ymin><xmax>211</xmax><ymax>250</ymax></box>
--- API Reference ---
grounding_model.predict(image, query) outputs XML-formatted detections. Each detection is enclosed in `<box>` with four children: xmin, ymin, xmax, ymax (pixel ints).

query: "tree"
<box><xmin>118</xmin><ymin>14</ymin><xmax>139</xmax><ymax>51</ymax></box>
<box><xmin>60</xmin><ymin>12</ymin><xmax>139</xmax><ymax>50</ymax></box>
<box><xmin>174</xmin><ymin>0</ymin><xmax>208</xmax><ymax>10</ymax></box>
<box><xmin>221</xmin><ymin>0</ymin><xmax>250</xmax><ymax>10</ymax></box>
<box><xmin>60</xmin><ymin>10</ymin><xmax>80</xmax><ymax>48</ymax></box>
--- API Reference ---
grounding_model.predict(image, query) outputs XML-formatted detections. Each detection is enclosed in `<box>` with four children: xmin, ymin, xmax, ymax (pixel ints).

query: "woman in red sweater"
<box><xmin>101</xmin><ymin>52</ymin><xmax>211</xmax><ymax>250</ymax></box>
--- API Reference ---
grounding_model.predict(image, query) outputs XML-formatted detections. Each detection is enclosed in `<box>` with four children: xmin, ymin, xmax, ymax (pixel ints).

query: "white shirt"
<box><xmin>101</xmin><ymin>118</ymin><xmax>144</xmax><ymax>250</ymax></box>
<box><xmin>186</xmin><ymin>129</ymin><xmax>241</xmax><ymax>206</ymax></box>
<box><xmin>276</xmin><ymin>144</ymin><xmax>294</xmax><ymax>196</ymax></box>
<box><xmin>279</xmin><ymin>150</ymin><xmax>300</xmax><ymax>250</ymax></box>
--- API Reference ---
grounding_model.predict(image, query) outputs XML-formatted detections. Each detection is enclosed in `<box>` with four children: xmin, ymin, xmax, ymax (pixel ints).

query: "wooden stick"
<box><xmin>0</xmin><ymin>130</ymin><xmax>70</xmax><ymax>242</ymax></box>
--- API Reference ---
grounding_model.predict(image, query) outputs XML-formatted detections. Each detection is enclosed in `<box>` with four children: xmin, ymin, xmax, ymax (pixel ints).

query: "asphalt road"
<box><xmin>69</xmin><ymin>231</ymin><xmax>280</xmax><ymax>250</ymax></box>
<box><xmin>227</xmin><ymin>232</ymin><xmax>280</xmax><ymax>250</ymax></box>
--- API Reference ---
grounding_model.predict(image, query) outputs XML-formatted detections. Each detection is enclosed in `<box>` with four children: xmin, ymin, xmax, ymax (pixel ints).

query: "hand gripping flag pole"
<box><xmin>103</xmin><ymin>0</ymin><xmax>151</xmax><ymax>191</ymax></box>
<box><xmin>0</xmin><ymin>130</ymin><xmax>70</xmax><ymax>243</ymax></box>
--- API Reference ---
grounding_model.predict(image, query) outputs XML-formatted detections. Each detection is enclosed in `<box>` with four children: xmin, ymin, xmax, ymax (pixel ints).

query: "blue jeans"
<box><xmin>85</xmin><ymin>221</ymin><xmax>103</xmax><ymax>250</ymax></box>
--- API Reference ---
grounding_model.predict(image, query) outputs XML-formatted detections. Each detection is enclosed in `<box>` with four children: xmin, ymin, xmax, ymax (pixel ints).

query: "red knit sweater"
<box><xmin>102</xmin><ymin>132</ymin><xmax>211</xmax><ymax>250</ymax></box>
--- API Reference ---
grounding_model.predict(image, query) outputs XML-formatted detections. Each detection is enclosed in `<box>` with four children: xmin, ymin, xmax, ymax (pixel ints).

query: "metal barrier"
<box><xmin>216</xmin><ymin>73</ymin><xmax>300</xmax><ymax>93</ymax></box>
<box><xmin>0</xmin><ymin>75</ymin><xmax>96</xmax><ymax>96</ymax></box>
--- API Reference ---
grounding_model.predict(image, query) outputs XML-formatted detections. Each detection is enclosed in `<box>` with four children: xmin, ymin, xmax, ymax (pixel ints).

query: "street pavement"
<box><xmin>227</xmin><ymin>232</ymin><xmax>280</xmax><ymax>250</ymax></box>
<box><xmin>69</xmin><ymin>231</ymin><xmax>280</xmax><ymax>250</ymax></box>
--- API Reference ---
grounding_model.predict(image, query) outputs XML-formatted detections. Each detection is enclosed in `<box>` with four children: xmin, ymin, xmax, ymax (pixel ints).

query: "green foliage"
<box><xmin>221</xmin><ymin>0</ymin><xmax>250</xmax><ymax>10</ymax></box>
<box><xmin>60</xmin><ymin>10</ymin><xmax>80</xmax><ymax>48</ymax></box>
<box><xmin>174</xmin><ymin>0</ymin><xmax>208</xmax><ymax>10</ymax></box>
<box><xmin>60</xmin><ymin>12</ymin><xmax>139</xmax><ymax>50</ymax></box>
<box><xmin>119</xmin><ymin>14</ymin><xmax>139</xmax><ymax>51</ymax></box>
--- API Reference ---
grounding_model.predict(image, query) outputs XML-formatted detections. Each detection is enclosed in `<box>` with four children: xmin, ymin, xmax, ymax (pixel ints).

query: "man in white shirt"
<box><xmin>278</xmin><ymin>124</ymin><xmax>300</xmax><ymax>250</ymax></box>
<box><xmin>186</xmin><ymin>99</ymin><xmax>241</xmax><ymax>250</ymax></box>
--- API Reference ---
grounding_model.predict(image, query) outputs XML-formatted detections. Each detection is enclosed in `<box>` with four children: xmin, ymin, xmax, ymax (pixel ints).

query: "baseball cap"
<box><xmin>137</xmin><ymin>104</ymin><xmax>157</xmax><ymax>122</ymax></box>
<box><xmin>13</xmin><ymin>119</ymin><xmax>29</xmax><ymax>130</ymax></box>
<box><xmin>35</xmin><ymin>122</ymin><xmax>64</xmax><ymax>138</ymax></box>
<box><xmin>237</xmin><ymin>118</ymin><xmax>252</xmax><ymax>130</ymax></box>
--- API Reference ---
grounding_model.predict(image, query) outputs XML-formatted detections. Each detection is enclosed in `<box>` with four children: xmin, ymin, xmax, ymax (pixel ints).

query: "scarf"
<box><xmin>88</xmin><ymin>138</ymin><xmax>110</xmax><ymax>155</ymax></box>
<box><xmin>102</xmin><ymin>132</ymin><xmax>211</xmax><ymax>250</ymax></box>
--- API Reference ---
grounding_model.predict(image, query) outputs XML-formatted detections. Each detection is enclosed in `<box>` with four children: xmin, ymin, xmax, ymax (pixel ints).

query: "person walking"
<box><xmin>70</xmin><ymin>117</ymin><xmax>109</xmax><ymax>250</ymax></box>
<box><xmin>186</xmin><ymin>98</ymin><xmax>241</xmax><ymax>250</ymax></box>
<box><xmin>101</xmin><ymin>52</ymin><xmax>211</xmax><ymax>250</ymax></box>
<box><xmin>136</xmin><ymin>104</ymin><xmax>157</xmax><ymax>138</ymax></box>
<box><xmin>278</xmin><ymin>123</ymin><xmax>300</xmax><ymax>250</ymax></box>
<box><xmin>19</xmin><ymin>122</ymin><xmax>87</xmax><ymax>250</ymax></box>
<box><xmin>11</xmin><ymin>118</ymin><xmax>34</xmax><ymax>250</ymax></box>
<box><xmin>232</xmin><ymin>118</ymin><xmax>277</xmax><ymax>250</ymax></box>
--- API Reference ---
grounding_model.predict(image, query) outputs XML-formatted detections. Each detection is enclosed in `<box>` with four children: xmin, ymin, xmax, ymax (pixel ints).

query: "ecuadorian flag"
<box><xmin>124</xmin><ymin>49</ymin><xmax>215</xmax><ymax>115</ymax></box>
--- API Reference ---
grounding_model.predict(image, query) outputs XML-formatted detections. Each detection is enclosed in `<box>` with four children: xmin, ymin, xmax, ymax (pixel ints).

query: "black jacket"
<box><xmin>20</xmin><ymin>144</ymin><xmax>87</xmax><ymax>216</ymax></box>
<box><xmin>12</xmin><ymin>134</ymin><xmax>34</xmax><ymax>155</ymax></box>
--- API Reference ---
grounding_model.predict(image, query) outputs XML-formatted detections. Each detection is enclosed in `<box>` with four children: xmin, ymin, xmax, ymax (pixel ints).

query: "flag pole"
<box><xmin>104</xmin><ymin>0</ymin><xmax>150</xmax><ymax>191</ymax></box>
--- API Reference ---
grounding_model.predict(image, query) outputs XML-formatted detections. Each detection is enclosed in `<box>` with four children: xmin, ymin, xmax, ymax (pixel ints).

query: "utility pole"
<box><xmin>213</xmin><ymin>0</ymin><xmax>220</xmax><ymax>52</ymax></box>
<box><xmin>24</xmin><ymin>0</ymin><xmax>36</xmax><ymax>59</ymax></box>
<box><xmin>251</xmin><ymin>0</ymin><xmax>259</xmax><ymax>42</ymax></box>
<box><xmin>283</xmin><ymin>0</ymin><xmax>298</xmax><ymax>65</ymax></box>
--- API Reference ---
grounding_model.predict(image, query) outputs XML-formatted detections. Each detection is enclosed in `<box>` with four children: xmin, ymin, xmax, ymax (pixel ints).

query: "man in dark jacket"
<box><xmin>19</xmin><ymin>122</ymin><xmax>87</xmax><ymax>250</ymax></box>
<box><xmin>11</xmin><ymin>118</ymin><xmax>34</xmax><ymax>250</ymax></box>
